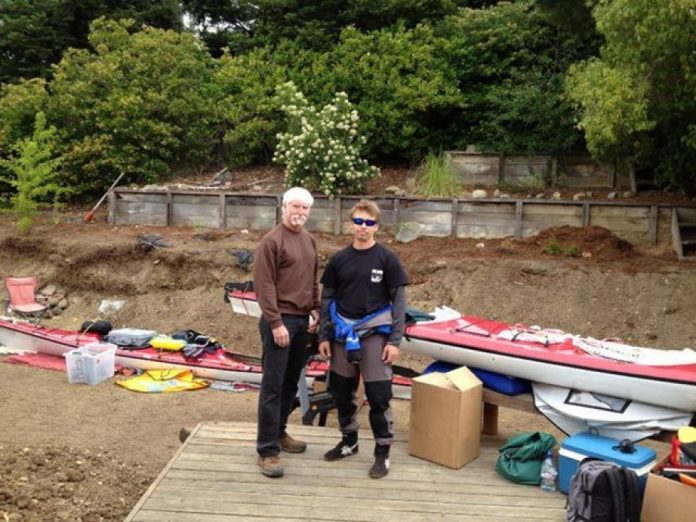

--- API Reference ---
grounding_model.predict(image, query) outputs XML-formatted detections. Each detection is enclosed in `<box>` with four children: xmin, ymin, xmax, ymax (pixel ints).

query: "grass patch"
<box><xmin>416</xmin><ymin>153</ymin><xmax>458</xmax><ymax>198</ymax></box>
<box><xmin>543</xmin><ymin>239</ymin><xmax>581</xmax><ymax>257</ymax></box>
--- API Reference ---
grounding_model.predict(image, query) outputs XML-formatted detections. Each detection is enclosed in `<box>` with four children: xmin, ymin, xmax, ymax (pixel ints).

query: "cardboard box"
<box><xmin>408</xmin><ymin>366</ymin><xmax>482</xmax><ymax>469</ymax></box>
<box><xmin>641</xmin><ymin>455</ymin><xmax>696</xmax><ymax>522</ymax></box>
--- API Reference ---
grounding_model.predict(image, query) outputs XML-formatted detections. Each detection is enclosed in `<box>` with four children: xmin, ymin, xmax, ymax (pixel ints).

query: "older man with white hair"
<box><xmin>253</xmin><ymin>186</ymin><xmax>320</xmax><ymax>478</ymax></box>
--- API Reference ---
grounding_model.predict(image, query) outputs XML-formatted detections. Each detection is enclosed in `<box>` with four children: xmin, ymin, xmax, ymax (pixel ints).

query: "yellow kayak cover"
<box><xmin>116</xmin><ymin>369</ymin><xmax>209</xmax><ymax>393</ymax></box>
<box><xmin>150</xmin><ymin>335</ymin><xmax>187</xmax><ymax>351</ymax></box>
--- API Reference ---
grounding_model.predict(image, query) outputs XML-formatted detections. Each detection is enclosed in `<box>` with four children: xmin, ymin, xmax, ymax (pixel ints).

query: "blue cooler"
<box><xmin>558</xmin><ymin>433</ymin><xmax>656</xmax><ymax>494</ymax></box>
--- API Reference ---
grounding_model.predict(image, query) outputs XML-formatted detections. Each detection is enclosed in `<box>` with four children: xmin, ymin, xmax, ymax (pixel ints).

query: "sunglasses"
<box><xmin>352</xmin><ymin>217</ymin><xmax>377</xmax><ymax>227</ymax></box>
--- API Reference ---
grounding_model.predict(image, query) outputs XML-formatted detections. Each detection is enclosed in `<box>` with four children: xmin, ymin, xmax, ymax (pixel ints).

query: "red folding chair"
<box><xmin>4</xmin><ymin>276</ymin><xmax>49</xmax><ymax>324</ymax></box>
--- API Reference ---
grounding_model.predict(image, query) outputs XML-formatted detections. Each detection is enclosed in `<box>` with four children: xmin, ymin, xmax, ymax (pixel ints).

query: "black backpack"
<box><xmin>566</xmin><ymin>458</ymin><xmax>641</xmax><ymax>522</ymax></box>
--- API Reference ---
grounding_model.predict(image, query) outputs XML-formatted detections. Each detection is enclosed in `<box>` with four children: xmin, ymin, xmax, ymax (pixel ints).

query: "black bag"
<box><xmin>80</xmin><ymin>320</ymin><xmax>113</xmax><ymax>337</ymax></box>
<box><xmin>566</xmin><ymin>458</ymin><xmax>641</xmax><ymax>522</ymax></box>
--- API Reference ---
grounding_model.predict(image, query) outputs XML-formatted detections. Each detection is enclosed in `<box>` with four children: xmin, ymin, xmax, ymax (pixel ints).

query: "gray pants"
<box><xmin>330</xmin><ymin>334</ymin><xmax>394</xmax><ymax>446</ymax></box>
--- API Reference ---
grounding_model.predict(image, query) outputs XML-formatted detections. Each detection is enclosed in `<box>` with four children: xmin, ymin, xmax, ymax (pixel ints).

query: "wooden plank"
<box><xmin>126</xmin><ymin>422</ymin><xmax>567</xmax><ymax>521</ymax></box>
<box><xmin>648</xmin><ymin>205</ymin><xmax>658</xmax><ymax>245</ymax></box>
<box><xmin>218</xmin><ymin>194</ymin><xmax>225</xmax><ymax>228</ymax></box>
<box><xmin>514</xmin><ymin>201</ymin><xmax>523</xmax><ymax>239</ymax></box>
<box><xmin>166</xmin><ymin>192</ymin><xmax>172</xmax><ymax>226</ymax></box>
<box><xmin>107</xmin><ymin>191</ymin><xmax>116</xmax><ymax>225</ymax></box>
<box><xmin>334</xmin><ymin>198</ymin><xmax>342</xmax><ymax>236</ymax></box>
<box><xmin>673</xmin><ymin>209</ymin><xmax>684</xmax><ymax>260</ymax></box>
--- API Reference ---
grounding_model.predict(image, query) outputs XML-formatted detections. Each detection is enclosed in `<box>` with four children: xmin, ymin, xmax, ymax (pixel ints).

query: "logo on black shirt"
<box><xmin>371</xmin><ymin>269</ymin><xmax>383</xmax><ymax>283</ymax></box>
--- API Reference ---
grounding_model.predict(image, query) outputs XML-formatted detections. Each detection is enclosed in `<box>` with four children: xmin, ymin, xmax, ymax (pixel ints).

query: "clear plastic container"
<box><xmin>64</xmin><ymin>342</ymin><xmax>117</xmax><ymax>385</ymax></box>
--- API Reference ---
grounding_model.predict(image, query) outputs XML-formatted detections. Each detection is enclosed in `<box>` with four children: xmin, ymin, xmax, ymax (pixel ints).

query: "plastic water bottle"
<box><xmin>540</xmin><ymin>450</ymin><xmax>557</xmax><ymax>492</ymax></box>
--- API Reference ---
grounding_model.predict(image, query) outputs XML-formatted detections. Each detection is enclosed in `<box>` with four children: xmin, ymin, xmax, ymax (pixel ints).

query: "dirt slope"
<box><xmin>1</xmin><ymin>213</ymin><xmax>695</xmax><ymax>521</ymax></box>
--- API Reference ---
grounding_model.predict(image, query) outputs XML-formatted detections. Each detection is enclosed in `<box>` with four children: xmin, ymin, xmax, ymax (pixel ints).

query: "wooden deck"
<box><xmin>125</xmin><ymin>421</ymin><xmax>566</xmax><ymax>521</ymax></box>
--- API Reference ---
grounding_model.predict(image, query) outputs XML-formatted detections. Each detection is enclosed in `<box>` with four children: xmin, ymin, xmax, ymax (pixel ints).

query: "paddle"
<box><xmin>83</xmin><ymin>172</ymin><xmax>125</xmax><ymax>222</ymax></box>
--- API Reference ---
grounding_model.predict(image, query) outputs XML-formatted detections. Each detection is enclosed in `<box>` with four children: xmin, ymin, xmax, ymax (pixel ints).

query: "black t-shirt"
<box><xmin>321</xmin><ymin>243</ymin><xmax>409</xmax><ymax>319</ymax></box>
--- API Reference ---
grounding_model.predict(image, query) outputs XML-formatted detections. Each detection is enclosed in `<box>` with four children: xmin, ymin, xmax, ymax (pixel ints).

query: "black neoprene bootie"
<box><xmin>324</xmin><ymin>433</ymin><xmax>359</xmax><ymax>461</ymax></box>
<box><xmin>369</xmin><ymin>444</ymin><xmax>390</xmax><ymax>478</ymax></box>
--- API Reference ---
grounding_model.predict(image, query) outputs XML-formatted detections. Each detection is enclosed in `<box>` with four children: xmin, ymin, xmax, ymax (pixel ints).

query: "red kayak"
<box><xmin>0</xmin><ymin>317</ymin><xmax>412</xmax><ymax>397</ymax></box>
<box><xmin>224</xmin><ymin>283</ymin><xmax>696</xmax><ymax>412</ymax></box>
<box><xmin>0</xmin><ymin>318</ymin><xmax>327</xmax><ymax>386</ymax></box>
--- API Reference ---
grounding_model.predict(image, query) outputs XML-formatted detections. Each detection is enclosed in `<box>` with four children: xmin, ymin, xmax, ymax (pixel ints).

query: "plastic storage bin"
<box><xmin>64</xmin><ymin>342</ymin><xmax>117</xmax><ymax>385</ymax></box>
<box><xmin>104</xmin><ymin>328</ymin><xmax>156</xmax><ymax>347</ymax></box>
<box><xmin>559</xmin><ymin>432</ymin><xmax>656</xmax><ymax>494</ymax></box>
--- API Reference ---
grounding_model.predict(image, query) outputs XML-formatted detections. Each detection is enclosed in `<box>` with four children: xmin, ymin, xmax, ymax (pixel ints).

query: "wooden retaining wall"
<box><xmin>445</xmin><ymin>151</ymin><xmax>629</xmax><ymax>189</ymax></box>
<box><xmin>109</xmin><ymin>189</ymin><xmax>694</xmax><ymax>247</ymax></box>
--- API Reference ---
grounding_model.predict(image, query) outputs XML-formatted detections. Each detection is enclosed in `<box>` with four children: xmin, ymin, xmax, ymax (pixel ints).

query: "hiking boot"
<box><xmin>323</xmin><ymin>438</ymin><xmax>359</xmax><ymax>461</ymax></box>
<box><xmin>258</xmin><ymin>455</ymin><xmax>284</xmax><ymax>478</ymax></box>
<box><xmin>369</xmin><ymin>454</ymin><xmax>390</xmax><ymax>479</ymax></box>
<box><xmin>279</xmin><ymin>433</ymin><xmax>307</xmax><ymax>454</ymax></box>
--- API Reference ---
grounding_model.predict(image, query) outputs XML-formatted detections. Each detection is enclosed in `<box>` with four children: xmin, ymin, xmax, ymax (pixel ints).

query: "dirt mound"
<box><xmin>529</xmin><ymin>225</ymin><xmax>634</xmax><ymax>261</ymax></box>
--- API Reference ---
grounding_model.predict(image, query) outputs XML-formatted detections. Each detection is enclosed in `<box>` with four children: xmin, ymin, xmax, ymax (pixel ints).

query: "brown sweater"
<box><xmin>252</xmin><ymin>224</ymin><xmax>319</xmax><ymax>328</ymax></box>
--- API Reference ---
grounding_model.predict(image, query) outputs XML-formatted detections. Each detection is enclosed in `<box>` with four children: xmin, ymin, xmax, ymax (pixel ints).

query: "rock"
<box><xmin>14</xmin><ymin>495</ymin><xmax>31</xmax><ymax>509</ymax></box>
<box><xmin>384</xmin><ymin>185</ymin><xmax>401</xmax><ymax>194</ymax></box>
<box><xmin>493</xmin><ymin>189</ymin><xmax>501</xmax><ymax>198</ymax></box>
<box><xmin>572</xmin><ymin>192</ymin><xmax>585</xmax><ymax>201</ymax></box>
<box><xmin>48</xmin><ymin>296</ymin><xmax>61</xmax><ymax>307</ymax></box>
<box><xmin>58</xmin><ymin>298</ymin><xmax>68</xmax><ymax>309</ymax></box>
<box><xmin>582</xmin><ymin>252</ymin><xmax>593</xmax><ymax>258</ymax></box>
<box><xmin>520</xmin><ymin>263</ymin><xmax>547</xmax><ymax>276</ymax></box>
<box><xmin>41</xmin><ymin>284</ymin><xmax>57</xmax><ymax>296</ymax></box>
<box><xmin>419</xmin><ymin>260</ymin><xmax>448</xmax><ymax>274</ymax></box>
<box><xmin>52</xmin><ymin>307</ymin><xmax>63</xmax><ymax>316</ymax></box>
<box><xmin>471</xmin><ymin>189</ymin><xmax>487</xmax><ymax>199</ymax></box>
<box><xmin>476</xmin><ymin>242</ymin><xmax>485</xmax><ymax>249</ymax></box>
<box><xmin>607</xmin><ymin>191</ymin><xmax>617</xmax><ymax>199</ymax></box>
<box><xmin>623</xmin><ymin>190</ymin><xmax>635</xmax><ymax>198</ymax></box>
<box><xmin>66</xmin><ymin>469</ymin><xmax>84</xmax><ymax>483</ymax></box>
<box><xmin>499</xmin><ymin>193</ymin><xmax>511</xmax><ymax>198</ymax></box>
<box><xmin>535</xmin><ymin>193</ymin><xmax>545</xmax><ymax>199</ymax></box>
<box><xmin>551</xmin><ymin>191</ymin><xmax>561</xmax><ymax>200</ymax></box>
<box><xmin>252</xmin><ymin>185</ymin><xmax>262</xmax><ymax>192</ymax></box>
<box><xmin>395</xmin><ymin>222</ymin><xmax>421</xmax><ymax>243</ymax></box>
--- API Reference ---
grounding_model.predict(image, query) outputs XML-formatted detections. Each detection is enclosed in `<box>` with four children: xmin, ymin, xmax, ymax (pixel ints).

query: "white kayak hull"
<box><xmin>532</xmin><ymin>383</ymin><xmax>693</xmax><ymax>441</ymax></box>
<box><xmin>400</xmin><ymin>335</ymin><xmax>696</xmax><ymax>412</ymax></box>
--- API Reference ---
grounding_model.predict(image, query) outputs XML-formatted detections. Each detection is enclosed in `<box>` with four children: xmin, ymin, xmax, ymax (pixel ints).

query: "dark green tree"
<box><xmin>438</xmin><ymin>0</ymin><xmax>591</xmax><ymax>155</ymax></box>
<box><xmin>566</xmin><ymin>0</ymin><xmax>696</xmax><ymax>193</ymax></box>
<box><xmin>184</xmin><ymin>0</ymin><xmax>476</xmax><ymax>55</ymax></box>
<box><xmin>0</xmin><ymin>0</ymin><xmax>182</xmax><ymax>84</ymax></box>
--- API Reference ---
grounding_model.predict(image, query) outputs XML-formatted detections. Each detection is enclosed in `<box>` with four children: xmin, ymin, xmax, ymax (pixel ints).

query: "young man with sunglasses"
<box><xmin>318</xmin><ymin>199</ymin><xmax>409</xmax><ymax>478</ymax></box>
<box><xmin>253</xmin><ymin>187</ymin><xmax>320</xmax><ymax>478</ymax></box>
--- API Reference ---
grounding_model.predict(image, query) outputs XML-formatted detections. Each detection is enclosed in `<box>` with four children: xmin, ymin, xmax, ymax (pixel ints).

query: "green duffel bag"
<box><xmin>495</xmin><ymin>431</ymin><xmax>556</xmax><ymax>485</ymax></box>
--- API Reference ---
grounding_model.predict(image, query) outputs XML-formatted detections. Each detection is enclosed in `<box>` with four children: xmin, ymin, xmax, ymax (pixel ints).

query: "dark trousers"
<box><xmin>257</xmin><ymin>314</ymin><xmax>308</xmax><ymax>457</ymax></box>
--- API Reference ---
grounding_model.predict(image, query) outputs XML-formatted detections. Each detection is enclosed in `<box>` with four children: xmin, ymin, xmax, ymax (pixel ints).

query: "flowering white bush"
<box><xmin>273</xmin><ymin>82</ymin><xmax>379</xmax><ymax>196</ymax></box>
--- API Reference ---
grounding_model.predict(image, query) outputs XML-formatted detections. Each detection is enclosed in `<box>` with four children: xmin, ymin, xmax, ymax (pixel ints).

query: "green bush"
<box><xmin>273</xmin><ymin>82</ymin><xmax>378</xmax><ymax>196</ymax></box>
<box><xmin>48</xmin><ymin>18</ymin><xmax>221</xmax><ymax>194</ymax></box>
<box><xmin>215</xmin><ymin>48</ymin><xmax>287</xmax><ymax>166</ymax></box>
<box><xmin>298</xmin><ymin>25</ymin><xmax>465</xmax><ymax>161</ymax></box>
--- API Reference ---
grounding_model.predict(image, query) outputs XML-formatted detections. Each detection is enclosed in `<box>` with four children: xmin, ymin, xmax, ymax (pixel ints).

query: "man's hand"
<box><xmin>382</xmin><ymin>344</ymin><xmax>400</xmax><ymax>363</ymax></box>
<box><xmin>318</xmin><ymin>340</ymin><xmax>331</xmax><ymax>359</ymax></box>
<box><xmin>308</xmin><ymin>310</ymin><xmax>319</xmax><ymax>333</ymax></box>
<box><xmin>272</xmin><ymin>324</ymin><xmax>290</xmax><ymax>347</ymax></box>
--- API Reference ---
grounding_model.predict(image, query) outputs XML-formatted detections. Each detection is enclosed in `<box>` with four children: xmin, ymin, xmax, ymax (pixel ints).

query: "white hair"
<box><xmin>282</xmin><ymin>187</ymin><xmax>314</xmax><ymax>207</ymax></box>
